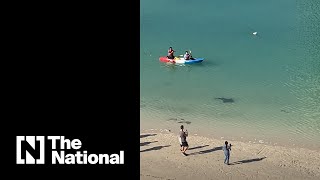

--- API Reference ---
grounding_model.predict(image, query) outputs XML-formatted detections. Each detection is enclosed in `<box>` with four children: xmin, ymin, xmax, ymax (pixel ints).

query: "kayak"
<box><xmin>159</xmin><ymin>56</ymin><xmax>204</xmax><ymax>64</ymax></box>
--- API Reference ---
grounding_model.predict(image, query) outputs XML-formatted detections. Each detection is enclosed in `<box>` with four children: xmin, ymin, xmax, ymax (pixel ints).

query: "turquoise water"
<box><xmin>140</xmin><ymin>0</ymin><xmax>320</xmax><ymax>149</ymax></box>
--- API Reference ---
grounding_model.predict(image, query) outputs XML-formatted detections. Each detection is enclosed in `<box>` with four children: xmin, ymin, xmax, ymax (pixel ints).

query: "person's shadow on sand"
<box><xmin>140</xmin><ymin>145</ymin><xmax>171</xmax><ymax>152</ymax></box>
<box><xmin>140</xmin><ymin>134</ymin><xmax>157</xmax><ymax>138</ymax></box>
<box><xmin>188</xmin><ymin>145</ymin><xmax>209</xmax><ymax>151</ymax></box>
<box><xmin>188</xmin><ymin>146</ymin><xmax>222</xmax><ymax>156</ymax></box>
<box><xmin>229</xmin><ymin>157</ymin><xmax>266</xmax><ymax>165</ymax></box>
<box><xmin>140</xmin><ymin>141</ymin><xmax>158</xmax><ymax>146</ymax></box>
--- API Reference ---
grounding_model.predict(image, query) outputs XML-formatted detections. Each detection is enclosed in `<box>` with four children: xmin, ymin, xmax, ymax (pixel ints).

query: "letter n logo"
<box><xmin>16</xmin><ymin>136</ymin><xmax>45</xmax><ymax>164</ymax></box>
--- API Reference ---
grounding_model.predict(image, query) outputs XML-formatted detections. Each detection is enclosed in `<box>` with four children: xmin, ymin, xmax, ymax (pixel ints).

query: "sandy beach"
<box><xmin>140</xmin><ymin>129</ymin><xmax>320</xmax><ymax>180</ymax></box>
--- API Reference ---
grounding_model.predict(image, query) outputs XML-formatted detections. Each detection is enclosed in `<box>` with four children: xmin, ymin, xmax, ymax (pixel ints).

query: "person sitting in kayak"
<box><xmin>167</xmin><ymin>47</ymin><xmax>175</xmax><ymax>59</ymax></box>
<box><xmin>184</xmin><ymin>51</ymin><xmax>191</xmax><ymax>60</ymax></box>
<box><xmin>189</xmin><ymin>50</ymin><xmax>195</xmax><ymax>60</ymax></box>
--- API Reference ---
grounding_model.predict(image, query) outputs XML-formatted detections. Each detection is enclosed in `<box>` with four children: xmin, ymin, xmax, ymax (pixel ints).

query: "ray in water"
<box><xmin>215</xmin><ymin>97</ymin><xmax>235</xmax><ymax>103</ymax></box>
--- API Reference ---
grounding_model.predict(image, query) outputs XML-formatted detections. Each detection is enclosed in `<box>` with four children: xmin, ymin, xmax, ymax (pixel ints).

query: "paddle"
<box><xmin>188</xmin><ymin>50</ymin><xmax>192</xmax><ymax>59</ymax></box>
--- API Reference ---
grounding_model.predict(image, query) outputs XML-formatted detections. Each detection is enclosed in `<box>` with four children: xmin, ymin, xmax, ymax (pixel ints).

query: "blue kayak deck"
<box><xmin>185</xmin><ymin>58</ymin><xmax>204</xmax><ymax>64</ymax></box>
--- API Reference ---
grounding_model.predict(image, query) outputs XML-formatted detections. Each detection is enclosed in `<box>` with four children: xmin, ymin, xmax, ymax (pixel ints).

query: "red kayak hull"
<box><xmin>159</xmin><ymin>56</ymin><xmax>175</xmax><ymax>63</ymax></box>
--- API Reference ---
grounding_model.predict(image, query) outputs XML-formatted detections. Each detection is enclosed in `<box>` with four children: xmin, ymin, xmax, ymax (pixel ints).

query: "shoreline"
<box><xmin>140</xmin><ymin>129</ymin><xmax>320</xmax><ymax>180</ymax></box>
<box><xmin>140</xmin><ymin>111</ymin><xmax>320</xmax><ymax>151</ymax></box>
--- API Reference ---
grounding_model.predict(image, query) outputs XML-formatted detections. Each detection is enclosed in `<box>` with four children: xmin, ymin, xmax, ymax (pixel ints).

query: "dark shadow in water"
<box><xmin>140</xmin><ymin>134</ymin><xmax>157</xmax><ymax>138</ymax></box>
<box><xmin>178</xmin><ymin>121</ymin><xmax>191</xmax><ymax>124</ymax></box>
<box><xmin>167</xmin><ymin>118</ymin><xmax>183</xmax><ymax>121</ymax></box>
<box><xmin>140</xmin><ymin>145</ymin><xmax>171</xmax><ymax>153</ymax></box>
<box><xmin>188</xmin><ymin>145</ymin><xmax>209</xmax><ymax>151</ymax></box>
<box><xmin>188</xmin><ymin>146</ymin><xmax>223</xmax><ymax>156</ymax></box>
<box><xmin>215</xmin><ymin>97</ymin><xmax>235</xmax><ymax>103</ymax></box>
<box><xmin>229</xmin><ymin>157</ymin><xmax>266</xmax><ymax>165</ymax></box>
<box><xmin>140</xmin><ymin>141</ymin><xmax>158</xmax><ymax>146</ymax></box>
<box><xmin>280</xmin><ymin>109</ymin><xmax>290</xmax><ymax>113</ymax></box>
<box><xmin>168</xmin><ymin>118</ymin><xmax>191</xmax><ymax>124</ymax></box>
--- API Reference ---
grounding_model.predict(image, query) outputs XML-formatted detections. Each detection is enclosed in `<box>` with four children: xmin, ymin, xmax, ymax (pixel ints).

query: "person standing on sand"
<box><xmin>222</xmin><ymin>141</ymin><xmax>232</xmax><ymax>165</ymax></box>
<box><xmin>179</xmin><ymin>125</ymin><xmax>189</xmax><ymax>156</ymax></box>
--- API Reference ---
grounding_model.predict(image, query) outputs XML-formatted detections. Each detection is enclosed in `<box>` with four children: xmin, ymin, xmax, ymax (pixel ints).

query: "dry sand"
<box><xmin>140</xmin><ymin>129</ymin><xmax>320</xmax><ymax>180</ymax></box>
